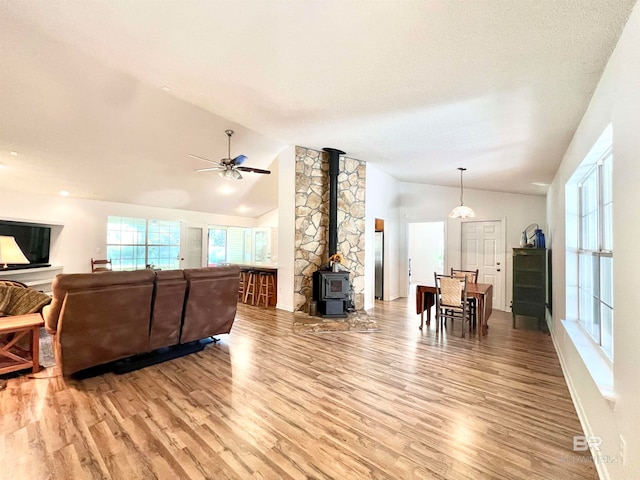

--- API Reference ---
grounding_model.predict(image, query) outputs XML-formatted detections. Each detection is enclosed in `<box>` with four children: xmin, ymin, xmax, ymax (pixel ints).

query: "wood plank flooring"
<box><xmin>0</xmin><ymin>297</ymin><xmax>597</xmax><ymax>479</ymax></box>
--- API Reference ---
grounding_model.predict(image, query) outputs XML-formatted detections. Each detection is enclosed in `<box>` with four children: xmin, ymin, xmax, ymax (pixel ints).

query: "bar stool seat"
<box><xmin>243</xmin><ymin>270</ymin><xmax>258</xmax><ymax>305</ymax></box>
<box><xmin>257</xmin><ymin>271</ymin><xmax>276</xmax><ymax>308</ymax></box>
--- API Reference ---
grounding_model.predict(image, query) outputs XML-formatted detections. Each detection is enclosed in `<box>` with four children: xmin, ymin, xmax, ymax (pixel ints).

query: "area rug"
<box><xmin>293</xmin><ymin>310</ymin><xmax>380</xmax><ymax>334</ymax></box>
<box><xmin>39</xmin><ymin>328</ymin><xmax>56</xmax><ymax>368</ymax></box>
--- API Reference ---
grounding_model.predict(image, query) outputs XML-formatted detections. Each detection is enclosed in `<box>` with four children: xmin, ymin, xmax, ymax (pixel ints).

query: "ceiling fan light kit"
<box><xmin>449</xmin><ymin>167</ymin><xmax>476</xmax><ymax>219</ymax></box>
<box><xmin>190</xmin><ymin>129</ymin><xmax>271</xmax><ymax>180</ymax></box>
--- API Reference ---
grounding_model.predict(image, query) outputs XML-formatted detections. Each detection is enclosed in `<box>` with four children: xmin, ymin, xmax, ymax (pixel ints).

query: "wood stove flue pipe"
<box><xmin>322</xmin><ymin>148</ymin><xmax>345</xmax><ymax>258</ymax></box>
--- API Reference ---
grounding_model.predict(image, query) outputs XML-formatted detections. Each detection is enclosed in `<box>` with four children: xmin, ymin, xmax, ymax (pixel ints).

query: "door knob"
<box><xmin>497</xmin><ymin>268</ymin><xmax>501</xmax><ymax>272</ymax></box>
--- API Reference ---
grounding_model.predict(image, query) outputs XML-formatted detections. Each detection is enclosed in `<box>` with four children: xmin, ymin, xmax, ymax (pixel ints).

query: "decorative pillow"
<box><xmin>0</xmin><ymin>290</ymin><xmax>10</xmax><ymax>317</ymax></box>
<box><xmin>0</xmin><ymin>285</ymin><xmax>52</xmax><ymax>317</ymax></box>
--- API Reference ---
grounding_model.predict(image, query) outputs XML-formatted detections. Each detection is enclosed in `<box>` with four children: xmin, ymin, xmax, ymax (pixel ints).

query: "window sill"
<box><xmin>560</xmin><ymin>319</ymin><xmax>615</xmax><ymax>407</ymax></box>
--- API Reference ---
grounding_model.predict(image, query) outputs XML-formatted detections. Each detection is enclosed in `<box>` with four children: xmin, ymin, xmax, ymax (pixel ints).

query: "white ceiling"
<box><xmin>0</xmin><ymin>0</ymin><xmax>636</xmax><ymax>217</ymax></box>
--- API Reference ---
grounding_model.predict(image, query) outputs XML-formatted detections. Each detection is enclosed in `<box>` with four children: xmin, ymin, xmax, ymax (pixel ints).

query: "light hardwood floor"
<box><xmin>0</xmin><ymin>297</ymin><xmax>597</xmax><ymax>480</ymax></box>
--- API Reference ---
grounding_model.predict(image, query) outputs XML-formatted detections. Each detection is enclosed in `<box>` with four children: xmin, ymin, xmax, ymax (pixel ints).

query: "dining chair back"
<box><xmin>451</xmin><ymin>268</ymin><xmax>479</xmax><ymax>326</ymax></box>
<box><xmin>434</xmin><ymin>273</ymin><xmax>471</xmax><ymax>338</ymax></box>
<box><xmin>451</xmin><ymin>268</ymin><xmax>478</xmax><ymax>283</ymax></box>
<box><xmin>91</xmin><ymin>258</ymin><xmax>112</xmax><ymax>273</ymax></box>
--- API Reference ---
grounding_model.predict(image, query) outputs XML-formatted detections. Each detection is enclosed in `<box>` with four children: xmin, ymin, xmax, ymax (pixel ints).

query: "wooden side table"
<box><xmin>0</xmin><ymin>313</ymin><xmax>45</xmax><ymax>375</ymax></box>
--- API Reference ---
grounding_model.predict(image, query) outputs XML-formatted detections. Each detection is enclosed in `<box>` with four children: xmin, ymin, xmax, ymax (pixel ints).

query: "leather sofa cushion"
<box><xmin>150</xmin><ymin>269</ymin><xmax>186</xmax><ymax>350</ymax></box>
<box><xmin>54</xmin><ymin>282</ymin><xmax>154</xmax><ymax>375</ymax></box>
<box><xmin>44</xmin><ymin>269</ymin><xmax>155</xmax><ymax>333</ymax></box>
<box><xmin>181</xmin><ymin>265</ymin><xmax>240</xmax><ymax>343</ymax></box>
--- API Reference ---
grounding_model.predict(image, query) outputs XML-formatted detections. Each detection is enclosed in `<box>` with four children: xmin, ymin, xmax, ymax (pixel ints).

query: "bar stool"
<box><xmin>243</xmin><ymin>270</ymin><xmax>258</xmax><ymax>305</ymax></box>
<box><xmin>238</xmin><ymin>270</ymin><xmax>249</xmax><ymax>302</ymax></box>
<box><xmin>257</xmin><ymin>271</ymin><xmax>276</xmax><ymax>308</ymax></box>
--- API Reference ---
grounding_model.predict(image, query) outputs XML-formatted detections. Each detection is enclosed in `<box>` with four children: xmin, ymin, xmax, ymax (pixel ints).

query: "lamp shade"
<box><xmin>0</xmin><ymin>236</ymin><xmax>30</xmax><ymax>267</ymax></box>
<box><xmin>448</xmin><ymin>205</ymin><xmax>476</xmax><ymax>219</ymax></box>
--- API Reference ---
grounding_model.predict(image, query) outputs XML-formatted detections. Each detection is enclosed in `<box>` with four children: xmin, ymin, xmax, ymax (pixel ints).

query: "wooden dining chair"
<box><xmin>451</xmin><ymin>268</ymin><xmax>479</xmax><ymax>327</ymax></box>
<box><xmin>451</xmin><ymin>268</ymin><xmax>478</xmax><ymax>283</ymax></box>
<box><xmin>434</xmin><ymin>273</ymin><xmax>471</xmax><ymax>338</ymax></box>
<box><xmin>91</xmin><ymin>258</ymin><xmax>112</xmax><ymax>273</ymax></box>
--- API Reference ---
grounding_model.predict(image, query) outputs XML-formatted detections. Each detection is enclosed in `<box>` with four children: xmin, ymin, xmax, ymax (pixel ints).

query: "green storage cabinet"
<box><xmin>512</xmin><ymin>248</ymin><xmax>548</xmax><ymax>330</ymax></box>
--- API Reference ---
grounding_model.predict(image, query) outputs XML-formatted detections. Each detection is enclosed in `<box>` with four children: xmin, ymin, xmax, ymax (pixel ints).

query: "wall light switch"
<box><xmin>96</xmin><ymin>247</ymin><xmax>101</xmax><ymax>254</ymax></box>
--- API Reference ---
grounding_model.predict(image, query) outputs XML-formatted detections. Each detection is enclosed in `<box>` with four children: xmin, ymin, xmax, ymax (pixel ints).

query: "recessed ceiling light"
<box><xmin>161</xmin><ymin>86</ymin><xmax>171</xmax><ymax>92</ymax></box>
<box><xmin>0</xmin><ymin>163</ymin><xmax>6</xmax><ymax>169</ymax></box>
<box><xmin>218</xmin><ymin>185</ymin><xmax>236</xmax><ymax>195</ymax></box>
<box><xmin>532</xmin><ymin>182</ymin><xmax>549</xmax><ymax>187</ymax></box>
<box><xmin>10</xmin><ymin>151</ymin><xmax>18</xmax><ymax>156</ymax></box>
<box><xmin>59</xmin><ymin>190</ymin><xmax>70</xmax><ymax>197</ymax></box>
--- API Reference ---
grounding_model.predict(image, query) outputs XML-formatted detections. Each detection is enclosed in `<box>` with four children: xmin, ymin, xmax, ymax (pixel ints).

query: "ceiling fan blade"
<box><xmin>195</xmin><ymin>166</ymin><xmax>224</xmax><ymax>172</ymax></box>
<box><xmin>233</xmin><ymin>154</ymin><xmax>248</xmax><ymax>165</ymax></box>
<box><xmin>237</xmin><ymin>166</ymin><xmax>271</xmax><ymax>175</ymax></box>
<box><xmin>188</xmin><ymin>153</ymin><xmax>218</xmax><ymax>165</ymax></box>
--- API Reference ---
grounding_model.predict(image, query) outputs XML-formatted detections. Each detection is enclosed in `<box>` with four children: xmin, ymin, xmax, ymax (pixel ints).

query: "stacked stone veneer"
<box><xmin>294</xmin><ymin>146</ymin><xmax>366</xmax><ymax>312</ymax></box>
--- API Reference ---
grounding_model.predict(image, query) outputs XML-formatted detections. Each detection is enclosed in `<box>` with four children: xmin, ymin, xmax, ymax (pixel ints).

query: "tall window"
<box><xmin>107</xmin><ymin>217</ymin><xmax>180</xmax><ymax>271</ymax></box>
<box><xmin>578</xmin><ymin>152</ymin><xmax>613</xmax><ymax>359</ymax></box>
<box><xmin>207</xmin><ymin>226</ymin><xmax>252</xmax><ymax>264</ymax></box>
<box><xmin>207</xmin><ymin>226</ymin><xmax>271</xmax><ymax>265</ymax></box>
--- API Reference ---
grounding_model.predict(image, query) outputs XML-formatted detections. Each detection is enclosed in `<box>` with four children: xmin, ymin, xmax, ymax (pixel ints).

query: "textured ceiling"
<box><xmin>0</xmin><ymin>0</ymin><xmax>636</xmax><ymax>216</ymax></box>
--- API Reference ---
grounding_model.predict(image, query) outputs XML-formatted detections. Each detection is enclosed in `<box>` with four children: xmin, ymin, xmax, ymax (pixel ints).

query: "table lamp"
<box><xmin>0</xmin><ymin>236</ymin><xmax>30</xmax><ymax>269</ymax></box>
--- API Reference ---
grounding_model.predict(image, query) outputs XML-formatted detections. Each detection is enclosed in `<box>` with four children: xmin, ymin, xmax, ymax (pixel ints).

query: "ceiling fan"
<box><xmin>189</xmin><ymin>129</ymin><xmax>271</xmax><ymax>180</ymax></box>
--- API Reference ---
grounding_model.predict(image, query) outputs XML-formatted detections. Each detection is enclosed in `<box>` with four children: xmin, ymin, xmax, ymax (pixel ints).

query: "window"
<box><xmin>107</xmin><ymin>217</ymin><xmax>180</xmax><ymax>271</ymax></box>
<box><xmin>207</xmin><ymin>226</ymin><xmax>271</xmax><ymax>265</ymax></box>
<box><xmin>577</xmin><ymin>152</ymin><xmax>613</xmax><ymax>359</ymax></box>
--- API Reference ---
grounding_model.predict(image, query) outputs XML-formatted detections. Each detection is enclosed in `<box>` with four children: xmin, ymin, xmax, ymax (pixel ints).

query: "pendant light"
<box><xmin>448</xmin><ymin>167</ymin><xmax>476</xmax><ymax>219</ymax></box>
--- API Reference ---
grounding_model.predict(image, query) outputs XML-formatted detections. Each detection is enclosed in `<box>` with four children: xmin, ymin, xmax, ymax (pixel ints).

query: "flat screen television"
<box><xmin>0</xmin><ymin>220</ymin><xmax>51</xmax><ymax>269</ymax></box>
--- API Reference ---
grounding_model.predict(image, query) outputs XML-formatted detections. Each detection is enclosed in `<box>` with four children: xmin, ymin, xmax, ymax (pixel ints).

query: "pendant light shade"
<box><xmin>449</xmin><ymin>167</ymin><xmax>475</xmax><ymax>219</ymax></box>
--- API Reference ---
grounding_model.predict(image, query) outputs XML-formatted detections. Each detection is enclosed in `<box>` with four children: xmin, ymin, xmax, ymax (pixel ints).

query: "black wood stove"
<box><xmin>313</xmin><ymin>270</ymin><xmax>350</xmax><ymax>318</ymax></box>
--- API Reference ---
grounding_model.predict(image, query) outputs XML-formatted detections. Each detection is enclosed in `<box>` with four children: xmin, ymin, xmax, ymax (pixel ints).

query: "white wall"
<box><xmin>408</xmin><ymin>222</ymin><xmax>444</xmax><ymax>285</ymax></box>
<box><xmin>276</xmin><ymin>146</ymin><xmax>296</xmax><ymax>311</ymax></box>
<box><xmin>0</xmin><ymin>189</ymin><xmax>257</xmax><ymax>273</ymax></box>
<box><xmin>256</xmin><ymin>209</ymin><xmax>278</xmax><ymax>227</ymax></box>
<box><xmin>365</xmin><ymin>163</ymin><xmax>402</xmax><ymax>308</ymax></box>
<box><xmin>398</xmin><ymin>181</ymin><xmax>546</xmax><ymax>309</ymax></box>
<box><xmin>547</xmin><ymin>4</ymin><xmax>640</xmax><ymax>479</ymax></box>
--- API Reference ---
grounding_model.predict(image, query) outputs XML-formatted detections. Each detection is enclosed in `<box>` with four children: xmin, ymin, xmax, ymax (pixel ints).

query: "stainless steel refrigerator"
<box><xmin>375</xmin><ymin>231</ymin><xmax>383</xmax><ymax>299</ymax></box>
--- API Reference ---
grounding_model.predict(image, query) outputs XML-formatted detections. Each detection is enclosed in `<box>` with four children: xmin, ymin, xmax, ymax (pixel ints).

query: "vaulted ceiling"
<box><xmin>0</xmin><ymin>1</ymin><xmax>636</xmax><ymax>217</ymax></box>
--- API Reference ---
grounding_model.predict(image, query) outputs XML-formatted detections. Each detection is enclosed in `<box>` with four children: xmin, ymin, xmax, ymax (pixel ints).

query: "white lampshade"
<box><xmin>0</xmin><ymin>236</ymin><xmax>30</xmax><ymax>268</ymax></box>
<box><xmin>448</xmin><ymin>205</ymin><xmax>476</xmax><ymax>219</ymax></box>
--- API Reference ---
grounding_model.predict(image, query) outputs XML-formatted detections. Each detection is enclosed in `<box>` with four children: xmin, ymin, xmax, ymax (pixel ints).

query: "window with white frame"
<box><xmin>107</xmin><ymin>217</ymin><xmax>180</xmax><ymax>271</ymax></box>
<box><xmin>577</xmin><ymin>151</ymin><xmax>613</xmax><ymax>359</ymax></box>
<box><xmin>207</xmin><ymin>226</ymin><xmax>251</xmax><ymax>264</ymax></box>
<box><xmin>207</xmin><ymin>226</ymin><xmax>271</xmax><ymax>265</ymax></box>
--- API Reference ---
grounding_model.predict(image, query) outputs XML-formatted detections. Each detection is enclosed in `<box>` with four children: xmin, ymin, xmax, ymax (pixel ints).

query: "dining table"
<box><xmin>416</xmin><ymin>282</ymin><xmax>493</xmax><ymax>338</ymax></box>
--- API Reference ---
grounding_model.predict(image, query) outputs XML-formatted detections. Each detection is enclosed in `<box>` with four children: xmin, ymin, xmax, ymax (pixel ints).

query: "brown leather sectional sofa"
<box><xmin>42</xmin><ymin>265</ymin><xmax>240</xmax><ymax>375</ymax></box>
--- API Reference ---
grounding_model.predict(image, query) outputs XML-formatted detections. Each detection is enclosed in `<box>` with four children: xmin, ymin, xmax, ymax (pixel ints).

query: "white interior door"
<box><xmin>180</xmin><ymin>224</ymin><xmax>206</xmax><ymax>269</ymax></box>
<box><xmin>461</xmin><ymin>220</ymin><xmax>505</xmax><ymax>310</ymax></box>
